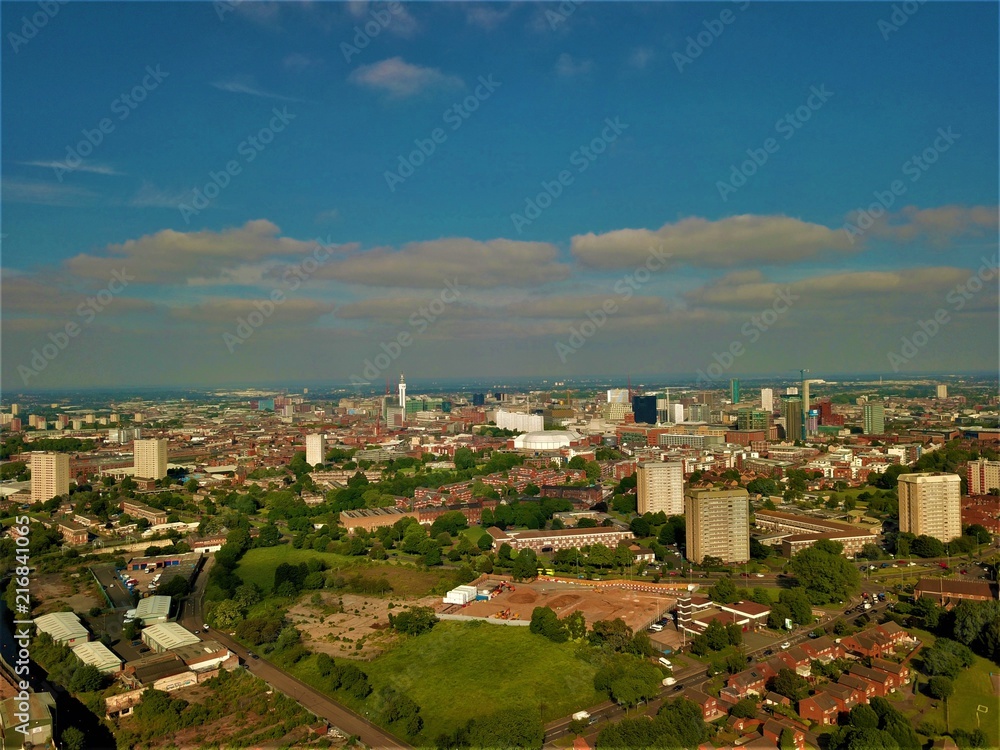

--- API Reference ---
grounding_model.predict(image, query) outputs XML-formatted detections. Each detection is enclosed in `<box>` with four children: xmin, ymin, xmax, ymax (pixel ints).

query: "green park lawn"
<box><xmin>292</xmin><ymin>620</ymin><xmax>603</xmax><ymax>743</ymax></box>
<box><xmin>235</xmin><ymin>545</ymin><xmax>466</xmax><ymax>597</ymax></box>
<box><xmin>899</xmin><ymin>629</ymin><xmax>999</xmax><ymax>743</ymax></box>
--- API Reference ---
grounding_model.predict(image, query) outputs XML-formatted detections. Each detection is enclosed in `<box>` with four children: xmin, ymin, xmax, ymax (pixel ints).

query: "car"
<box><xmin>763</xmin><ymin>648</ymin><xmax>773</xmax><ymax>656</ymax></box>
<box><xmin>673</xmin><ymin>685</ymin><xmax>684</xmax><ymax>692</ymax></box>
<box><xmin>808</xmin><ymin>631</ymin><xmax>821</xmax><ymax>639</ymax></box>
<box><xmin>193</xmin><ymin>629</ymin><xmax>200</xmax><ymax>634</ymax></box>
<box><xmin>249</xmin><ymin>652</ymin><xmax>259</xmax><ymax>659</ymax></box>
<box><xmin>203</xmin><ymin>624</ymin><xmax>209</xmax><ymax>630</ymax></box>
<box><xmin>960</xmin><ymin>569</ymin><xmax>968</xmax><ymax>575</ymax></box>
<box><xmin>844</xmin><ymin>609</ymin><xmax>853</xmax><ymax>615</ymax></box>
<box><xmin>781</xmin><ymin>642</ymin><xmax>791</xmax><ymax>649</ymax></box>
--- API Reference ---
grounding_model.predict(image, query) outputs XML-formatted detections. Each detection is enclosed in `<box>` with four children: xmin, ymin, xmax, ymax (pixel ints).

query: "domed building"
<box><xmin>510</xmin><ymin>430</ymin><xmax>583</xmax><ymax>451</ymax></box>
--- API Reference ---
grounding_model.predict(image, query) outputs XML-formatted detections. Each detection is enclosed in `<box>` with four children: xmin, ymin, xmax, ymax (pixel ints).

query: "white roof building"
<box><xmin>142</xmin><ymin>623</ymin><xmax>200</xmax><ymax>653</ymax></box>
<box><xmin>72</xmin><ymin>641</ymin><xmax>123</xmax><ymax>674</ymax></box>
<box><xmin>34</xmin><ymin>612</ymin><xmax>88</xmax><ymax>646</ymax></box>
<box><xmin>134</xmin><ymin>595</ymin><xmax>171</xmax><ymax>625</ymax></box>
<box><xmin>511</xmin><ymin>430</ymin><xmax>582</xmax><ymax>451</ymax></box>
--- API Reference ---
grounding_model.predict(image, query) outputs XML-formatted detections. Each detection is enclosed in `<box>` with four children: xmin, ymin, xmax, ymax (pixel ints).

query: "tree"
<box><xmin>388</xmin><ymin>606</ymin><xmax>438</xmax><ymax>636</ymax></box>
<box><xmin>609</xmin><ymin>668</ymin><xmax>660</xmax><ymax>707</ymax></box>
<box><xmin>69</xmin><ymin>664</ymin><xmax>105</xmax><ymax>692</ymax></box>
<box><xmin>849</xmin><ymin>704</ymin><xmax>880</xmax><ymax>729</ymax></box>
<box><xmin>768</xmin><ymin>669</ymin><xmax>810</xmax><ymax>701</ymax></box>
<box><xmin>858</xmin><ymin>543</ymin><xmax>884</xmax><ymax>561</ymax></box>
<box><xmin>211</xmin><ymin>599</ymin><xmax>245</xmax><ymax>630</ymax></box>
<box><xmin>476</xmin><ymin>532</ymin><xmax>493</xmax><ymax>552</ymax></box>
<box><xmin>529</xmin><ymin>607</ymin><xmax>568</xmax><ymax>643</ymax></box>
<box><xmin>157</xmin><ymin>574</ymin><xmax>190</xmax><ymax>599</ymax></box>
<box><xmin>731</xmin><ymin>698</ymin><xmax>758</xmax><ymax>718</ymax></box>
<box><xmin>965</xmin><ymin>523</ymin><xmax>992</xmax><ymax>544</ymax></box>
<box><xmin>512</xmin><ymin>548</ymin><xmax>538</xmax><ymax>580</ymax></box>
<box><xmin>562</xmin><ymin>610</ymin><xmax>587</xmax><ymax>640</ymax></box>
<box><xmin>779</xmin><ymin>588</ymin><xmax>814</xmax><ymax>626</ymax></box>
<box><xmin>921</xmin><ymin>638</ymin><xmax>974</xmax><ymax>678</ymax></box>
<box><xmin>779</xmin><ymin>728</ymin><xmax>797</xmax><ymax>750</ymax></box>
<box><xmin>590</xmin><ymin>619</ymin><xmax>634</xmax><ymax>653</ymax></box>
<box><xmin>708</xmin><ymin>576</ymin><xmax>739</xmax><ymax>604</ymax></box>
<box><xmin>926</xmin><ymin>676</ymin><xmax>953</xmax><ymax>700</ymax></box>
<box><xmin>746</xmin><ymin>478</ymin><xmax>778</xmax><ymax>496</ymax></box>
<box><xmin>62</xmin><ymin>727</ymin><xmax>86</xmax><ymax>750</ymax></box>
<box><xmin>454</xmin><ymin>447</ymin><xmax>475</xmax><ymax>470</ymax></box>
<box><xmin>788</xmin><ymin>540</ymin><xmax>861</xmax><ymax>604</ymax></box>
<box><xmin>911</xmin><ymin>535</ymin><xmax>946</xmax><ymax>558</ymax></box>
<box><xmin>462</xmin><ymin>708</ymin><xmax>543</xmax><ymax>750</ymax></box>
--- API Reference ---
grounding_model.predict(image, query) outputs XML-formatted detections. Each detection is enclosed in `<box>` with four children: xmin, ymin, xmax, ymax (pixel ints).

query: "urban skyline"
<box><xmin>3</xmin><ymin>2</ymin><xmax>998</xmax><ymax>392</ymax></box>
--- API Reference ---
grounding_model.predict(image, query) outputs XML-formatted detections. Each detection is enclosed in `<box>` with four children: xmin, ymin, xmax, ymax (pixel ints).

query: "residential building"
<box><xmin>736</xmin><ymin>408</ymin><xmax>769</xmax><ymax>431</ymax></box>
<box><xmin>897</xmin><ymin>472</ymin><xmax>962</xmax><ymax>543</ymax></box>
<box><xmin>120</xmin><ymin>500</ymin><xmax>168</xmax><ymax>525</ymax></box>
<box><xmin>783</xmin><ymin>397</ymin><xmax>803</xmax><ymax>441</ymax></box>
<box><xmin>495</xmin><ymin>409</ymin><xmax>544</xmax><ymax>432</ymax></box>
<box><xmin>685</xmin><ymin>487</ymin><xmax>750</xmax><ymax>564</ymax></box>
<box><xmin>29</xmin><ymin>452</ymin><xmax>69</xmax><ymax>503</ymax></box>
<box><xmin>486</xmin><ymin>525</ymin><xmax>634</xmax><ymax>553</ymax></box>
<box><xmin>936</xmin><ymin>384</ymin><xmax>948</xmax><ymax>398</ymax></box>
<box><xmin>305</xmin><ymin>433</ymin><xmax>326</xmax><ymax>467</ymax></box>
<box><xmin>636</xmin><ymin>460</ymin><xmax>684</xmax><ymax>516</ymax></box>
<box><xmin>730</xmin><ymin>379</ymin><xmax>741</xmax><ymax>404</ymax></box>
<box><xmin>914</xmin><ymin>578</ymin><xmax>1000</xmax><ymax>607</ymax></box>
<box><xmin>968</xmin><ymin>459</ymin><xmax>1000</xmax><ymax>495</ymax></box>
<box><xmin>760</xmin><ymin>388</ymin><xmax>774</xmax><ymax>413</ymax></box>
<box><xmin>863</xmin><ymin>402</ymin><xmax>885</xmax><ymax>435</ymax></box>
<box><xmin>133</xmin><ymin>438</ymin><xmax>168</xmax><ymax>480</ymax></box>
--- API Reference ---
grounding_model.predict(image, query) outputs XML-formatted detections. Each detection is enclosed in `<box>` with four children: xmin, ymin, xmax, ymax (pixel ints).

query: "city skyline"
<box><xmin>2</xmin><ymin>1</ymin><xmax>998</xmax><ymax>390</ymax></box>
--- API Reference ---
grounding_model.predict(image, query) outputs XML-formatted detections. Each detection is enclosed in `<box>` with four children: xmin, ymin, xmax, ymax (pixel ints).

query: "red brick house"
<box><xmin>838</xmin><ymin>674</ymin><xmax>876</xmax><ymax>701</ymax></box>
<box><xmin>762</xmin><ymin>717</ymin><xmax>807</xmax><ymax>749</ymax></box>
<box><xmin>871</xmin><ymin>658</ymin><xmax>910</xmax><ymax>685</ymax></box>
<box><xmin>798</xmin><ymin>692</ymin><xmax>840</xmax><ymax>725</ymax></box>
<box><xmin>849</xmin><ymin>664</ymin><xmax>897</xmax><ymax>694</ymax></box>
<box><xmin>682</xmin><ymin>688</ymin><xmax>724</xmax><ymax>721</ymax></box>
<box><xmin>799</xmin><ymin>635</ymin><xmax>845</xmax><ymax>662</ymax></box>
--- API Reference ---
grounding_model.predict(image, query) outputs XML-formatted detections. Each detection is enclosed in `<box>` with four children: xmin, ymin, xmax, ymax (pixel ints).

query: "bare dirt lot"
<box><xmin>286</xmin><ymin>592</ymin><xmax>441</xmax><ymax>660</ymax></box>
<box><xmin>446</xmin><ymin>578</ymin><xmax>675</xmax><ymax>632</ymax></box>
<box><xmin>33</xmin><ymin>572</ymin><xmax>101</xmax><ymax>615</ymax></box>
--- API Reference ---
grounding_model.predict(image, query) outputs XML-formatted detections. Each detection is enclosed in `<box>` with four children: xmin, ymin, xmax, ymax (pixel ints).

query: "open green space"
<box><xmin>291</xmin><ymin>620</ymin><xmax>602</xmax><ymax>743</ymax></box>
<box><xmin>235</xmin><ymin>545</ymin><xmax>463</xmax><ymax>597</ymax></box>
<box><xmin>902</xmin><ymin>628</ymin><xmax>999</xmax><ymax>742</ymax></box>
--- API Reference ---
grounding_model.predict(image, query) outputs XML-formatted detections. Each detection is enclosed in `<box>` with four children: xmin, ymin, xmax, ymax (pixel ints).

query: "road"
<box><xmin>180</xmin><ymin>557</ymin><xmax>411</xmax><ymax>750</ymax></box>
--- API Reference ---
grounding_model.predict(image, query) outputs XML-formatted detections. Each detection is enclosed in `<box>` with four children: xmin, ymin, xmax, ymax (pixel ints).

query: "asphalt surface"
<box><xmin>90</xmin><ymin>564</ymin><xmax>134</xmax><ymax>609</ymax></box>
<box><xmin>180</xmin><ymin>557</ymin><xmax>411</xmax><ymax>750</ymax></box>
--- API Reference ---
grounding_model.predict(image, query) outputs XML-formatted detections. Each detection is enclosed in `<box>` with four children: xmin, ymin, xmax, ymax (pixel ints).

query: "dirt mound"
<box><xmin>547</xmin><ymin>594</ymin><xmax>581</xmax><ymax>610</ymax></box>
<box><xmin>508</xmin><ymin>591</ymin><xmax>537</xmax><ymax>604</ymax></box>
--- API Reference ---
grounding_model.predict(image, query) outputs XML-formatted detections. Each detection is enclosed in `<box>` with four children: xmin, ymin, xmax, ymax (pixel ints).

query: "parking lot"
<box><xmin>90</xmin><ymin>565</ymin><xmax>134</xmax><ymax>609</ymax></box>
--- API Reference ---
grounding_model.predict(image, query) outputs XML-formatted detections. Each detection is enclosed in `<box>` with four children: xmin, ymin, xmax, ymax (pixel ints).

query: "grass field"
<box><xmin>235</xmin><ymin>546</ymin><xmax>463</xmax><ymax>597</ymax></box>
<box><xmin>901</xmin><ymin>629</ymin><xmax>999</xmax><ymax>743</ymax></box>
<box><xmin>291</xmin><ymin>620</ymin><xmax>602</xmax><ymax>743</ymax></box>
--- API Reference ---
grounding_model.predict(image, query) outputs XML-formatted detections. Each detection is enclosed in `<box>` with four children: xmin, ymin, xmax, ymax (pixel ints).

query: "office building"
<box><xmin>687</xmin><ymin>403</ymin><xmax>710</xmax><ymax>422</ymax></box>
<box><xmin>897</xmin><ymin>473</ymin><xmax>962</xmax><ymax>543</ymax></box>
<box><xmin>863</xmin><ymin>402</ymin><xmax>885</xmax><ymax>435</ymax></box>
<box><xmin>30</xmin><ymin>452</ymin><xmax>69</xmax><ymax>503</ymax></box>
<box><xmin>134</xmin><ymin>438</ymin><xmax>168</xmax><ymax>480</ymax></box>
<box><xmin>636</xmin><ymin>461</ymin><xmax>684</xmax><ymax>516</ymax></box>
<box><xmin>760</xmin><ymin>388</ymin><xmax>773</xmax><ymax>412</ymax></box>
<box><xmin>736</xmin><ymin>408</ymin><xmax>769</xmax><ymax>431</ymax></box>
<box><xmin>782</xmin><ymin>397</ymin><xmax>803</xmax><ymax>442</ymax></box>
<box><xmin>472</xmin><ymin>393</ymin><xmax>486</xmax><ymax>406</ymax></box>
<box><xmin>607</xmin><ymin>388</ymin><xmax>630</xmax><ymax>404</ymax></box>
<box><xmin>305</xmin><ymin>433</ymin><xmax>326</xmax><ymax>467</ymax></box>
<box><xmin>685</xmin><ymin>488</ymin><xmax>750</xmax><ymax>564</ymax></box>
<box><xmin>730</xmin><ymin>379</ymin><xmax>741</xmax><ymax>404</ymax></box>
<box><xmin>495</xmin><ymin>409</ymin><xmax>544</xmax><ymax>432</ymax></box>
<box><xmin>936</xmin><ymin>384</ymin><xmax>948</xmax><ymax>399</ymax></box>
<box><xmin>968</xmin><ymin>459</ymin><xmax>1000</xmax><ymax>495</ymax></box>
<box><xmin>632</xmin><ymin>395</ymin><xmax>658</xmax><ymax>425</ymax></box>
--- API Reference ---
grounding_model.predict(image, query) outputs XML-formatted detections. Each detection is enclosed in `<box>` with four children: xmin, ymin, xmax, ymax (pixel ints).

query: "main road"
<box><xmin>180</xmin><ymin>557</ymin><xmax>410</xmax><ymax>750</ymax></box>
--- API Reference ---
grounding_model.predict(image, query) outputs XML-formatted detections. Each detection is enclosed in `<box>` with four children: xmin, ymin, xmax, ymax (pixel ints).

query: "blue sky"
<box><xmin>2</xmin><ymin>1</ymin><xmax>997</xmax><ymax>390</ymax></box>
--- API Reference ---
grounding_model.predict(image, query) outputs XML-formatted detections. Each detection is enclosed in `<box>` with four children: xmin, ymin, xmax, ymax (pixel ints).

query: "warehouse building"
<box><xmin>34</xmin><ymin>612</ymin><xmax>89</xmax><ymax>646</ymax></box>
<box><xmin>72</xmin><ymin>641</ymin><xmax>124</xmax><ymax>674</ymax></box>
<box><xmin>134</xmin><ymin>595</ymin><xmax>171</xmax><ymax>626</ymax></box>
<box><xmin>141</xmin><ymin>622</ymin><xmax>200</xmax><ymax>653</ymax></box>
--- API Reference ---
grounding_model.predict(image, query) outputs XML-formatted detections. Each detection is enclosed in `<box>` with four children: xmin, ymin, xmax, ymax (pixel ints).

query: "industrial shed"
<box><xmin>72</xmin><ymin>641</ymin><xmax>124</xmax><ymax>674</ymax></box>
<box><xmin>141</xmin><ymin>622</ymin><xmax>200</xmax><ymax>653</ymax></box>
<box><xmin>34</xmin><ymin>612</ymin><xmax>88</xmax><ymax>646</ymax></box>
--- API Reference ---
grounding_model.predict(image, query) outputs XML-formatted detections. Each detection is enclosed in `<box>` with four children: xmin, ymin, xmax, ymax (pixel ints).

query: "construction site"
<box><xmin>438</xmin><ymin>575</ymin><xmax>686</xmax><ymax>633</ymax></box>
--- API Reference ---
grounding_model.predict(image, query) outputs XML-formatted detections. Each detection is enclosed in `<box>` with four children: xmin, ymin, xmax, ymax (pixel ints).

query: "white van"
<box><xmin>658</xmin><ymin>657</ymin><xmax>672</xmax><ymax>668</ymax></box>
<box><xmin>649</xmin><ymin>623</ymin><xmax>663</xmax><ymax>632</ymax></box>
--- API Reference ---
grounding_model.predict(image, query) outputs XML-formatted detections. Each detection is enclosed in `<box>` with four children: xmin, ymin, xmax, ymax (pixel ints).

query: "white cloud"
<box><xmin>555</xmin><ymin>53</ymin><xmax>592</xmax><ymax>77</ymax></box>
<box><xmin>212</xmin><ymin>78</ymin><xmax>303</xmax><ymax>102</ymax></box>
<box><xmin>348</xmin><ymin>57</ymin><xmax>463</xmax><ymax>99</ymax></box>
<box><xmin>1</xmin><ymin>178</ymin><xmax>98</xmax><ymax>206</ymax></box>
<box><xmin>571</xmin><ymin>214</ymin><xmax>854</xmax><ymax>269</ymax></box>
<box><xmin>628</xmin><ymin>47</ymin><xmax>654</xmax><ymax>69</ymax></box>
<box><xmin>19</xmin><ymin>160</ymin><xmax>122</xmax><ymax>176</ymax></box>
